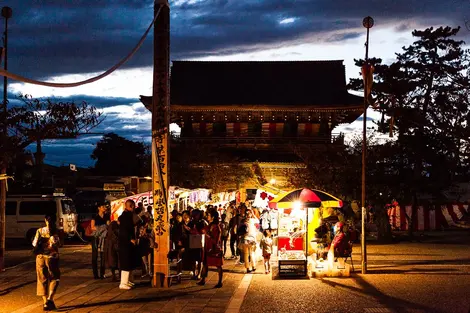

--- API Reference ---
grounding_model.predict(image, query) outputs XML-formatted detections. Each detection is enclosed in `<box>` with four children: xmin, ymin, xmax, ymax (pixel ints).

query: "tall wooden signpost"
<box><xmin>152</xmin><ymin>0</ymin><xmax>170</xmax><ymax>288</ymax></box>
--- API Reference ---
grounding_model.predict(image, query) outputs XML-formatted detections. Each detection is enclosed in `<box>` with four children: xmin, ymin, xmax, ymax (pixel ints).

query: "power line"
<box><xmin>0</xmin><ymin>5</ymin><xmax>163</xmax><ymax>88</ymax></box>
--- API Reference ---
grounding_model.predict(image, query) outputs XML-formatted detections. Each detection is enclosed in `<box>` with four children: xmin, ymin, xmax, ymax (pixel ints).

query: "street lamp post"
<box><xmin>0</xmin><ymin>6</ymin><xmax>12</xmax><ymax>272</ymax></box>
<box><xmin>361</xmin><ymin>16</ymin><xmax>374</xmax><ymax>275</ymax></box>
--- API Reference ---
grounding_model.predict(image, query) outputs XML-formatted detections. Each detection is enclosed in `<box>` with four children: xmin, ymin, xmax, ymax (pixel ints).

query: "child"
<box><xmin>260</xmin><ymin>229</ymin><xmax>273</xmax><ymax>274</ymax></box>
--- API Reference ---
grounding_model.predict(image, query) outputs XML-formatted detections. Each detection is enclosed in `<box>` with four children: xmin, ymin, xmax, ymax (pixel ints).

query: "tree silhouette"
<box><xmin>349</xmin><ymin>26</ymin><xmax>470</xmax><ymax>237</ymax></box>
<box><xmin>7</xmin><ymin>94</ymin><xmax>103</xmax><ymax>184</ymax></box>
<box><xmin>91</xmin><ymin>133</ymin><xmax>150</xmax><ymax>177</ymax></box>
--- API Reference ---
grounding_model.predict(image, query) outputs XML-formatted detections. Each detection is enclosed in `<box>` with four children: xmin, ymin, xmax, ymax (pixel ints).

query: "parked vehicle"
<box><xmin>6</xmin><ymin>194</ymin><xmax>78</xmax><ymax>243</ymax></box>
<box><xmin>73</xmin><ymin>189</ymin><xmax>127</xmax><ymax>239</ymax></box>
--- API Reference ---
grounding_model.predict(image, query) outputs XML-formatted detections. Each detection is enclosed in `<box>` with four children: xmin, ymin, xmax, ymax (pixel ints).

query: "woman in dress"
<box><xmin>197</xmin><ymin>209</ymin><xmax>223</xmax><ymax>288</ymax></box>
<box><xmin>118</xmin><ymin>199</ymin><xmax>137</xmax><ymax>290</ymax></box>
<box><xmin>32</xmin><ymin>214</ymin><xmax>61</xmax><ymax>311</ymax></box>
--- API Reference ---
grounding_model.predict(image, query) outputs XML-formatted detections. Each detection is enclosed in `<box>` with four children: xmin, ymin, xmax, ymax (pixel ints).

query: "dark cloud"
<box><xmin>341</xmin><ymin>126</ymin><xmax>356</xmax><ymax>132</ymax></box>
<box><xmin>6</xmin><ymin>92</ymin><xmax>138</xmax><ymax>109</ymax></box>
<box><xmin>2</xmin><ymin>0</ymin><xmax>468</xmax><ymax>166</ymax></box>
<box><xmin>355</xmin><ymin>116</ymin><xmax>376</xmax><ymax>122</ymax></box>
<box><xmin>325</xmin><ymin>32</ymin><xmax>363</xmax><ymax>43</ymax></box>
<box><xmin>0</xmin><ymin>0</ymin><xmax>468</xmax><ymax>80</ymax></box>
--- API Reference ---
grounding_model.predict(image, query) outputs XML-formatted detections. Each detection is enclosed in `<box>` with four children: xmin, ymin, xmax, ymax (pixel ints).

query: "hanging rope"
<box><xmin>0</xmin><ymin>5</ymin><xmax>163</xmax><ymax>88</ymax></box>
<box><xmin>0</xmin><ymin>174</ymin><xmax>14</xmax><ymax>191</ymax></box>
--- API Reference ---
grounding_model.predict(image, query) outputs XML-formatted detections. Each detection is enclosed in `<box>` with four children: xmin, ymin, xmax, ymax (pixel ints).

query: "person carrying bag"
<box><xmin>197</xmin><ymin>210</ymin><xmax>224</xmax><ymax>288</ymax></box>
<box><xmin>32</xmin><ymin>214</ymin><xmax>61</xmax><ymax>311</ymax></box>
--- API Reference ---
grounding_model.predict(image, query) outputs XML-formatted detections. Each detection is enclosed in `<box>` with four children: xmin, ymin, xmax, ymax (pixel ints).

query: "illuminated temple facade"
<box><xmin>141</xmin><ymin>60</ymin><xmax>363</xmax><ymax>193</ymax></box>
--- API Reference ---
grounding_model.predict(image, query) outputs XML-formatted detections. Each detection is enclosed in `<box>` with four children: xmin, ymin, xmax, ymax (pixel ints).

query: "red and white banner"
<box><xmin>110</xmin><ymin>191</ymin><xmax>153</xmax><ymax>221</ymax></box>
<box><xmin>440</xmin><ymin>204</ymin><xmax>469</xmax><ymax>227</ymax></box>
<box><xmin>388</xmin><ymin>204</ymin><xmax>469</xmax><ymax>231</ymax></box>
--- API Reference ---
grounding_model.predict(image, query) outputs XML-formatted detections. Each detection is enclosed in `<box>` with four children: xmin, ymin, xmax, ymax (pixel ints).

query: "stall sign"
<box><xmin>278</xmin><ymin>260</ymin><xmax>307</xmax><ymax>277</ymax></box>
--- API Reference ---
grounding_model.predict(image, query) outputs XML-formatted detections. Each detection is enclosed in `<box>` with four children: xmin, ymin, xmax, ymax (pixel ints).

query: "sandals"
<box><xmin>43</xmin><ymin>300</ymin><xmax>56</xmax><ymax>311</ymax></box>
<box><xmin>196</xmin><ymin>280</ymin><xmax>206</xmax><ymax>286</ymax></box>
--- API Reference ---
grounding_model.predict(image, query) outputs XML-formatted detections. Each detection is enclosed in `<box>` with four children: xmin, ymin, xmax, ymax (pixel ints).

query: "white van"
<box><xmin>6</xmin><ymin>194</ymin><xmax>78</xmax><ymax>243</ymax></box>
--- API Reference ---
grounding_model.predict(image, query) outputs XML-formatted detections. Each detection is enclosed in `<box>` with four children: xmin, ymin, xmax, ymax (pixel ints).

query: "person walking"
<box><xmin>228</xmin><ymin>209</ymin><xmax>241</xmax><ymax>260</ymax></box>
<box><xmin>260</xmin><ymin>229</ymin><xmax>273</xmax><ymax>274</ymax></box>
<box><xmin>238</xmin><ymin>209</ymin><xmax>259</xmax><ymax>273</ymax></box>
<box><xmin>220</xmin><ymin>213</ymin><xmax>229</xmax><ymax>258</ymax></box>
<box><xmin>32</xmin><ymin>214</ymin><xmax>61</xmax><ymax>311</ymax></box>
<box><xmin>197</xmin><ymin>210</ymin><xmax>224</xmax><ymax>288</ymax></box>
<box><xmin>118</xmin><ymin>199</ymin><xmax>138</xmax><ymax>290</ymax></box>
<box><xmin>90</xmin><ymin>202</ymin><xmax>110</xmax><ymax>279</ymax></box>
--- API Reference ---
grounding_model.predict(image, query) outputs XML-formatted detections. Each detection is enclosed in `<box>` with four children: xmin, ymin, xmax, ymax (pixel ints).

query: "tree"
<box><xmin>9</xmin><ymin>94</ymin><xmax>103</xmax><ymax>184</ymax></box>
<box><xmin>170</xmin><ymin>144</ymin><xmax>252</xmax><ymax>192</ymax></box>
<box><xmin>285</xmin><ymin>144</ymin><xmax>360</xmax><ymax>201</ymax></box>
<box><xmin>0</xmin><ymin>94</ymin><xmax>102</xmax><ymax>271</ymax></box>
<box><xmin>91</xmin><ymin>133</ymin><xmax>150</xmax><ymax>176</ymax></box>
<box><xmin>349</xmin><ymin>26</ymin><xmax>470</xmax><ymax>237</ymax></box>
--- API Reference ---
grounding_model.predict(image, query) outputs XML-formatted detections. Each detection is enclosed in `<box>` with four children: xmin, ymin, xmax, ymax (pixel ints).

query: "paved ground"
<box><xmin>1</xmin><ymin>230</ymin><xmax>470</xmax><ymax>313</ymax></box>
<box><xmin>243</xmin><ymin>245</ymin><xmax>470</xmax><ymax>313</ymax></box>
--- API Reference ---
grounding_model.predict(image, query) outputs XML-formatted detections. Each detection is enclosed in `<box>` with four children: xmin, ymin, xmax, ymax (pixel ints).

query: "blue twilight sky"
<box><xmin>1</xmin><ymin>0</ymin><xmax>469</xmax><ymax>168</ymax></box>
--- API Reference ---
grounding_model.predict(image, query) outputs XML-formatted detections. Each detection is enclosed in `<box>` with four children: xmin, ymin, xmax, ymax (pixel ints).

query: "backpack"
<box><xmin>85</xmin><ymin>223</ymin><xmax>94</xmax><ymax>237</ymax></box>
<box><xmin>238</xmin><ymin>223</ymin><xmax>248</xmax><ymax>237</ymax></box>
<box><xmin>32</xmin><ymin>232</ymin><xmax>45</xmax><ymax>255</ymax></box>
<box><xmin>221</xmin><ymin>221</ymin><xmax>229</xmax><ymax>237</ymax></box>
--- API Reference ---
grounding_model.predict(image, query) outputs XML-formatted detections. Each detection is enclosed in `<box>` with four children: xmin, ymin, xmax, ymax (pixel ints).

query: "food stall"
<box><xmin>268</xmin><ymin>188</ymin><xmax>344</xmax><ymax>278</ymax></box>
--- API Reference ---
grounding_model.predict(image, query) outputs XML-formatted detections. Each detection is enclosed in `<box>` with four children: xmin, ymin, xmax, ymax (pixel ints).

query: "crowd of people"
<box><xmin>31</xmin><ymin>197</ymin><xmax>353</xmax><ymax>311</ymax></box>
<box><xmin>89</xmin><ymin>200</ymin><xmax>154</xmax><ymax>290</ymax></box>
<box><xmin>169</xmin><ymin>201</ymin><xmax>275</xmax><ymax>278</ymax></box>
<box><xmin>85</xmin><ymin>199</ymin><xmax>277</xmax><ymax>290</ymax></box>
<box><xmin>30</xmin><ymin>200</ymin><xmax>274</xmax><ymax>311</ymax></box>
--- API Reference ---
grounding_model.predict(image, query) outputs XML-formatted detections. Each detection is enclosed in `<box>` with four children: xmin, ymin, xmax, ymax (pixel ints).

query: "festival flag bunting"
<box><xmin>361</xmin><ymin>63</ymin><xmax>375</xmax><ymax>105</ymax></box>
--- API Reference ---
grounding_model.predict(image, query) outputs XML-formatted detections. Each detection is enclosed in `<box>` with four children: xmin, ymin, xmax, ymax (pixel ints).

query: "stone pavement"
<box><xmin>7</xmin><ymin>257</ymin><xmax>250</xmax><ymax>313</ymax></box>
<box><xmin>3</xmin><ymin>231</ymin><xmax>470</xmax><ymax>313</ymax></box>
<box><xmin>240</xmin><ymin>234</ymin><xmax>470</xmax><ymax>313</ymax></box>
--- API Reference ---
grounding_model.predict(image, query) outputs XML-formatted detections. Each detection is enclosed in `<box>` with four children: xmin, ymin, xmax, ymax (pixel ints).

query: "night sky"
<box><xmin>1</xmin><ymin>0</ymin><xmax>469</xmax><ymax>168</ymax></box>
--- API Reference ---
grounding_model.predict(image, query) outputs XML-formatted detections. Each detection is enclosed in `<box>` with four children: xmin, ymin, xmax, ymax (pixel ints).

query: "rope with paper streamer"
<box><xmin>0</xmin><ymin>5</ymin><xmax>163</xmax><ymax>88</ymax></box>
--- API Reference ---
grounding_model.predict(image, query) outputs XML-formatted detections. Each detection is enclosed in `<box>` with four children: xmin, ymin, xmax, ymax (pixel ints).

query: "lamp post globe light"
<box><xmin>363</xmin><ymin>16</ymin><xmax>374</xmax><ymax>29</ymax></box>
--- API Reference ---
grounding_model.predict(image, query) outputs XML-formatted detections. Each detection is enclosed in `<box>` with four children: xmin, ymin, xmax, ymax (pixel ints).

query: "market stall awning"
<box><xmin>268</xmin><ymin>188</ymin><xmax>342</xmax><ymax>209</ymax></box>
<box><xmin>312</xmin><ymin>189</ymin><xmax>343</xmax><ymax>208</ymax></box>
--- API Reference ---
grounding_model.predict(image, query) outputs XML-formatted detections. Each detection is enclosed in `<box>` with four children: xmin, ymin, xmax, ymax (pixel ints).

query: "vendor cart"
<box><xmin>269</xmin><ymin>188</ymin><xmax>343</xmax><ymax>279</ymax></box>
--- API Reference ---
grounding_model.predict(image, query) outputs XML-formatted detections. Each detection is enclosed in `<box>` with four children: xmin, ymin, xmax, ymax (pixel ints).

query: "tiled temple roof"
<box><xmin>140</xmin><ymin>60</ymin><xmax>363</xmax><ymax>109</ymax></box>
